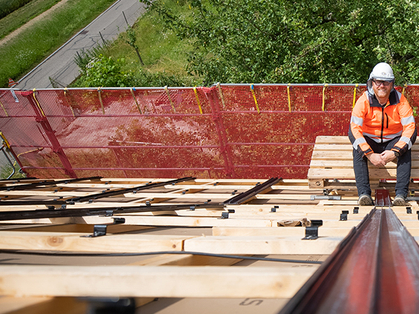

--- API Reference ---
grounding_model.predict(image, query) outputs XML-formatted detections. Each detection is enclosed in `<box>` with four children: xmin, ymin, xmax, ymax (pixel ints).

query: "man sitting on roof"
<box><xmin>349</xmin><ymin>62</ymin><xmax>417</xmax><ymax>206</ymax></box>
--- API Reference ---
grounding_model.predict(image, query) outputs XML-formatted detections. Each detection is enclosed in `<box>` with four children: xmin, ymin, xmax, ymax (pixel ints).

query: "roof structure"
<box><xmin>1</xmin><ymin>134</ymin><xmax>419</xmax><ymax>313</ymax></box>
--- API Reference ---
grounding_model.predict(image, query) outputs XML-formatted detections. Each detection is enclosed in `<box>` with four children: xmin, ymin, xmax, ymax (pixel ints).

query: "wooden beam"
<box><xmin>132</xmin><ymin>253</ymin><xmax>242</xmax><ymax>267</ymax></box>
<box><xmin>184</xmin><ymin>236</ymin><xmax>343</xmax><ymax>255</ymax></box>
<box><xmin>0</xmin><ymin>265</ymin><xmax>317</xmax><ymax>298</ymax></box>
<box><xmin>212</xmin><ymin>227</ymin><xmax>353</xmax><ymax>237</ymax></box>
<box><xmin>6</xmin><ymin>224</ymin><xmax>153</xmax><ymax>234</ymax></box>
<box><xmin>77</xmin><ymin>216</ymin><xmax>274</xmax><ymax>228</ymax></box>
<box><xmin>0</xmin><ymin>231</ymin><xmax>192</xmax><ymax>252</ymax></box>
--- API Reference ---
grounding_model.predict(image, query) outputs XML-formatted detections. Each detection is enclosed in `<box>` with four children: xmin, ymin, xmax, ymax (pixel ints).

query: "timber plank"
<box><xmin>183</xmin><ymin>236</ymin><xmax>343</xmax><ymax>255</ymax></box>
<box><xmin>212</xmin><ymin>227</ymin><xmax>353</xmax><ymax>237</ymax></box>
<box><xmin>0</xmin><ymin>265</ymin><xmax>317</xmax><ymax>299</ymax></box>
<box><xmin>80</xmin><ymin>216</ymin><xmax>274</xmax><ymax>228</ymax></box>
<box><xmin>0</xmin><ymin>231</ymin><xmax>191</xmax><ymax>253</ymax></box>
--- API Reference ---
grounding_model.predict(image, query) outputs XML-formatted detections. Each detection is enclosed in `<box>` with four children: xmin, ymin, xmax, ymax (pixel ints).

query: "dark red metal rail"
<box><xmin>280</xmin><ymin>190</ymin><xmax>419</xmax><ymax>314</ymax></box>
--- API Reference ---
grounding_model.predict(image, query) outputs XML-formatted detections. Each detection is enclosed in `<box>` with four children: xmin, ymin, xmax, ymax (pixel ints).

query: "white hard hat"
<box><xmin>367</xmin><ymin>62</ymin><xmax>395</xmax><ymax>95</ymax></box>
<box><xmin>369</xmin><ymin>62</ymin><xmax>395</xmax><ymax>81</ymax></box>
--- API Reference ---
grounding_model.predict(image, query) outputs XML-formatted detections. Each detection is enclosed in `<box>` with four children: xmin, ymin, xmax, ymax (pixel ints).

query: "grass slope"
<box><xmin>0</xmin><ymin>0</ymin><xmax>61</xmax><ymax>39</ymax></box>
<box><xmin>73</xmin><ymin>0</ymin><xmax>200</xmax><ymax>87</ymax></box>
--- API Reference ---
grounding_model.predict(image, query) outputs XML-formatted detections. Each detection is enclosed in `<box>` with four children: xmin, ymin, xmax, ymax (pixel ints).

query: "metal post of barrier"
<box><xmin>24</xmin><ymin>91</ymin><xmax>77</xmax><ymax>178</ymax></box>
<box><xmin>207</xmin><ymin>86</ymin><xmax>235</xmax><ymax>177</ymax></box>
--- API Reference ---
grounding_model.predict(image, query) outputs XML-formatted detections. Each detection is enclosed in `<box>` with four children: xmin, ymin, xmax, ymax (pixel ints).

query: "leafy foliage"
<box><xmin>73</xmin><ymin>54</ymin><xmax>134</xmax><ymax>87</ymax></box>
<box><xmin>141</xmin><ymin>0</ymin><xmax>419</xmax><ymax>85</ymax></box>
<box><xmin>73</xmin><ymin>53</ymin><xmax>187</xmax><ymax>87</ymax></box>
<box><xmin>74</xmin><ymin>41</ymin><xmax>109</xmax><ymax>71</ymax></box>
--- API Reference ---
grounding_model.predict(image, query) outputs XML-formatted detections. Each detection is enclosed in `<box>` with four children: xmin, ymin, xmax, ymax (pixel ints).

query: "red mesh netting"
<box><xmin>0</xmin><ymin>84</ymin><xmax>417</xmax><ymax>179</ymax></box>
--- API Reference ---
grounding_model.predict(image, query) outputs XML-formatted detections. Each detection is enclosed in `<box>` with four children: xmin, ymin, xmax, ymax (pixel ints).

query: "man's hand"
<box><xmin>367</xmin><ymin>153</ymin><xmax>386</xmax><ymax>167</ymax></box>
<box><xmin>381</xmin><ymin>150</ymin><xmax>397</xmax><ymax>164</ymax></box>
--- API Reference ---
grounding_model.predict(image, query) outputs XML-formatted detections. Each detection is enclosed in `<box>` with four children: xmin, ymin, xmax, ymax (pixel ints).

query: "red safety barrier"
<box><xmin>0</xmin><ymin>84</ymin><xmax>417</xmax><ymax>179</ymax></box>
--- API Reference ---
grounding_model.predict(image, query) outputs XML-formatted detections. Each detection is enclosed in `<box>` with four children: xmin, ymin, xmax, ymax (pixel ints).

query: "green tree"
<box><xmin>126</xmin><ymin>25</ymin><xmax>145</xmax><ymax>65</ymax></box>
<box><xmin>141</xmin><ymin>0</ymin><xmax>419</xmax><ymax>84</ymax></box>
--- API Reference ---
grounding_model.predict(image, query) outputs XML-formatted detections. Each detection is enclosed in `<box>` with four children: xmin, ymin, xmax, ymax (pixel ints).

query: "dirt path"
<box><xmin>0</xmin><ymin>0</ymin><xmax>70</xmax><ymax>46</ymax></box>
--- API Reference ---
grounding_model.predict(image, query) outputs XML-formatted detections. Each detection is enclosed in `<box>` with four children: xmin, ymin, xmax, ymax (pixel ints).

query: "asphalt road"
<box><xmin>3</xmin><ymin>0</ymin><xmax>146</xmax><ymax>176</ymax></box>
<box><xmin>15</xmin><ymin>0</ymin><xmax>146</xmax><ymax>89</ymax></box>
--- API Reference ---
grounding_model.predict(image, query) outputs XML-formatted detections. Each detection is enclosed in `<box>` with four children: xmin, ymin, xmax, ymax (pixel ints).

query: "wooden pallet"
<box><xmin>308</xmin><ymin>136</ymin><xmax>419</xmax><ymax>188</ymax></box>
<box><xmin>0</xmin><ymin>177</ymin><xmax>418</xmax><ymax>313</ymax></box>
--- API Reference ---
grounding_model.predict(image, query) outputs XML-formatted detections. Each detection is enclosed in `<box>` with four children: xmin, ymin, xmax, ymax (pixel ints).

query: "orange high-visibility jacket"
<box><xmin>350</xmin><ymin>90</ymin><xmax>416</xmax><ymax>157</ymax></box>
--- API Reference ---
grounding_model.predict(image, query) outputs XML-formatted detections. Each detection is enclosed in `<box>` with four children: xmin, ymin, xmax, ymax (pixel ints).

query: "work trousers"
<box><xmin>351</xmin><ymin>136</ymin><xmax>412</xmax><ymax>197</ymax></box>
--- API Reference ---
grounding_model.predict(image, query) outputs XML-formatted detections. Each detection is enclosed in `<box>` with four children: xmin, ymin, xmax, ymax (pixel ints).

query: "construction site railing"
<box><xmin>0</xmin><ymin>84</ymin><xmax>418</xmax><ymax>179</ymax></box>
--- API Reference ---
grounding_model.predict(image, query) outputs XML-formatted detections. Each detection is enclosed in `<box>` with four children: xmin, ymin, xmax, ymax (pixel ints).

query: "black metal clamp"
<box><xmin>84</xmin><ymin>217</ymin><xmax>125</xmax><ymax>238</ymax></box>
<box><xmin>340</xmin><ymin>210</ymin><xmax>349</xmax><ymax>221</ymax></box>
<box><xmin>220</xmin><ymin>209</ymin><xmax>235</xmax><ymax>219</ymax></box>
<box><xmin>303</xmin><ymin>220</ymin><xmax>323</xmax><ymax>240</ymax></box>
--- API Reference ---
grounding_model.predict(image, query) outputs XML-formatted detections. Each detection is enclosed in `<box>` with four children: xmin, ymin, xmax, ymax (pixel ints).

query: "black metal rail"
<box><xmin>0</xmin><ymin>177</ymin><xmax>279</xmax><ymax>221</ymax></box>
<box><xmin>279</xmin><ymin>189</ymin><xmax>419</xmax><ymax>314</ymax></box>
<box><xmin>0</xmin><ymin>203</ymin><xmax>225</xmax><ymax>221</ymax></box>
<box><xmin>223</xmin><ymin>177</ymin><xmax>280</xmax><ymax>205</ymax></box>
<box><xmin>0</xmin><ymin>176</ymin><xmax>102</xmax><ymax>191</ymax></box>
<box><xmin>66</xmin><ymin>177</ymin><xmax>196</xmax><ymax>203</ymax></box>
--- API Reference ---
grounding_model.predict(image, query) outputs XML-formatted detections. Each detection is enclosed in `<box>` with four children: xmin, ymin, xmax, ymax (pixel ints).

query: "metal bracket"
<box><xmin>221</xmin><ymin>212</ymin><xmax>229</xmax><ymax>219</ymax></box>
<box><xmin>302</xmin><ymin>220</ymin><xmax>323</xmax><ymax>240</ymax></box>
<box><xmin>353</xmin><ymin>206</ymin><xmax>359</xmax><ymax>214</ymax></box>
<box><xmin>340</xmin><ymin>210</ymin><xmax>349</xmax><ymax>221</ymax></box>
<box><xmin>81</xmin><ymin>297</ymin><xmax>136</xmax><ymax>314</ymax></box>
<box><xmin>407</xmin><ymin>207</ymin><xmax>412</xmax><ymax>214</ymax></box>
<box><xmin>84</xmin><ymin>217</ymin><xmax>125</xmax><ymax>238</ymax></box>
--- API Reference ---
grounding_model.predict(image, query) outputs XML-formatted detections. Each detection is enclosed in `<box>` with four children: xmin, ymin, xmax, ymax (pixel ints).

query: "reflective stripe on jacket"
<box><xmin>350</xmin><ymin>90</ymin><xmax>416</xmax><ymax>157</ymax></box>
